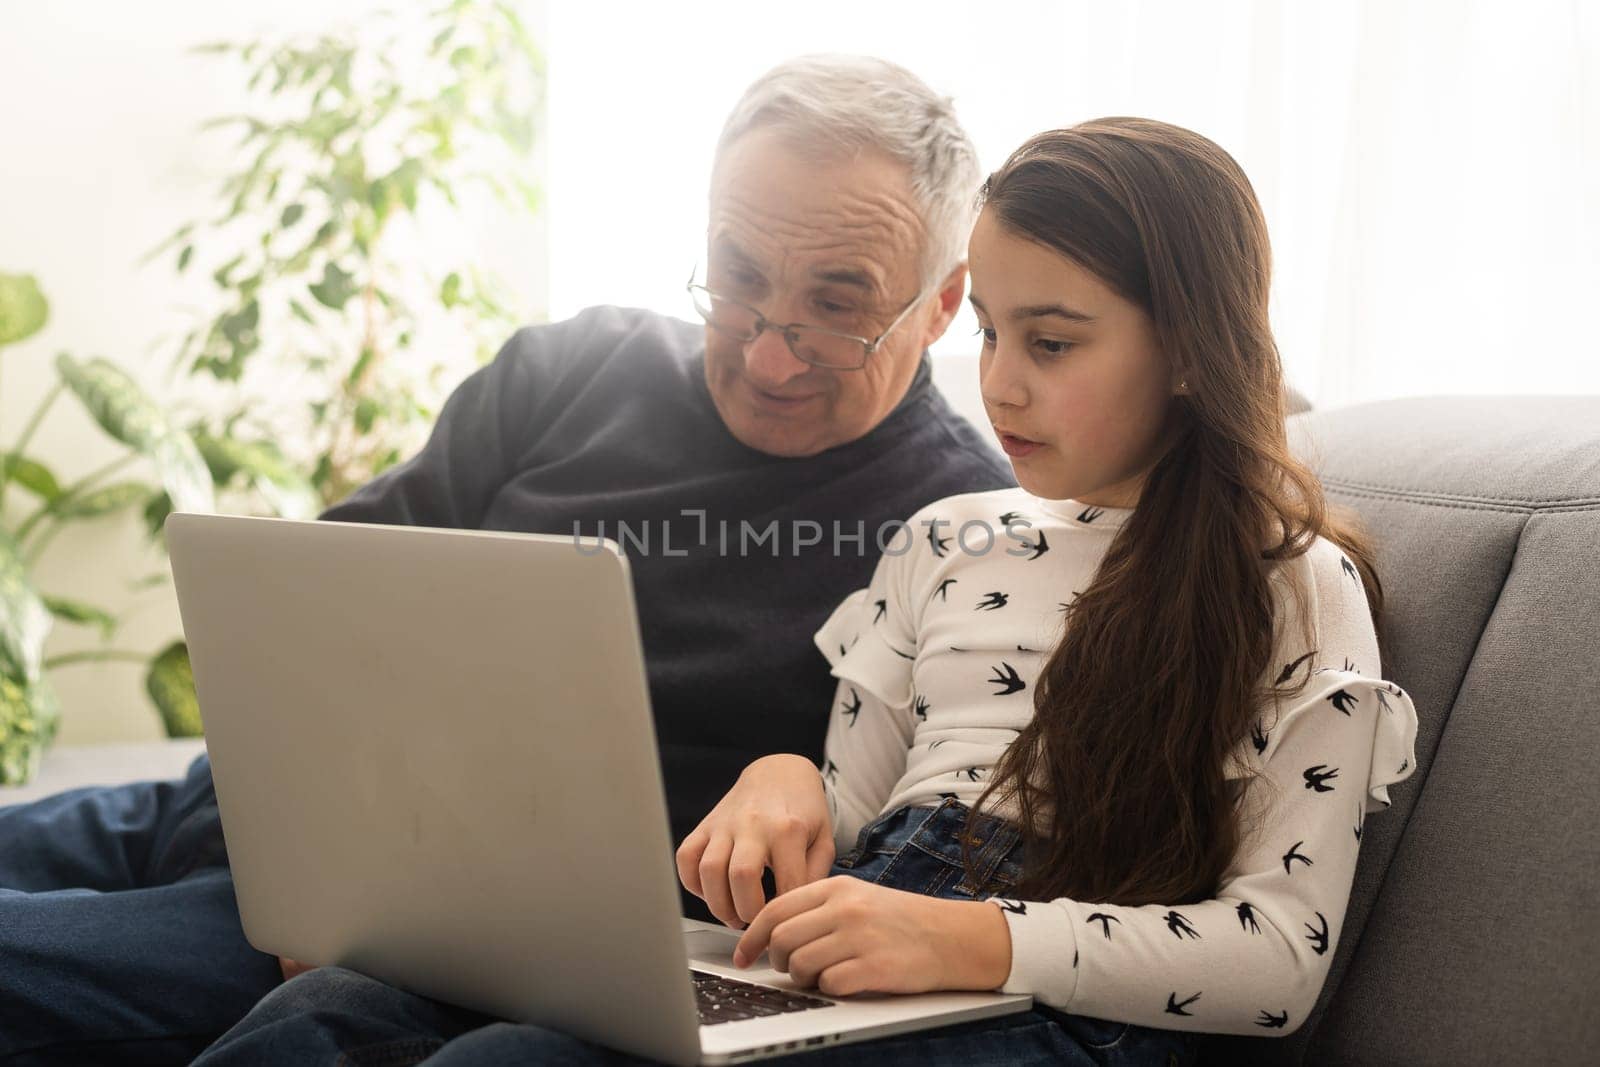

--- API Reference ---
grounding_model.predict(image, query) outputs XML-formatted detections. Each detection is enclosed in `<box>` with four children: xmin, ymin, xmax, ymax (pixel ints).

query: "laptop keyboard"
<box><xmin>691</xmin><ymin>969</ymin><xmax>837</xmax><ymax>1026</ymax></box>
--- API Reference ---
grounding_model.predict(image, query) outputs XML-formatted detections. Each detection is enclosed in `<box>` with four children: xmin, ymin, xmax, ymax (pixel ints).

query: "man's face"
<box><xmin>702</xmin><ymin>127</ymin><xmax>958</xmax><ymax>457</ymax></box>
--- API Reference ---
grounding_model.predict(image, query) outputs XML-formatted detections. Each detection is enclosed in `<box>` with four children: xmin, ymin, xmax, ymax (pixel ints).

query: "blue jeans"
<box><xmin>0</xmin><ymin>754</ymin><xmax>282</xmax><ymax>1066</ymax></box>
<box><xmin>193</xmin><ymin>799</ymin><xmax>1198</xmax><ymax>1067</ymax></box>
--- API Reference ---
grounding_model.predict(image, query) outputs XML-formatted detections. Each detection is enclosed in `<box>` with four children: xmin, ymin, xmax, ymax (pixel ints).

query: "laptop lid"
<box><xmin>166</xmin><ymin>513</ymin><xmax>705</xmax><ymax>1066</ymax></box>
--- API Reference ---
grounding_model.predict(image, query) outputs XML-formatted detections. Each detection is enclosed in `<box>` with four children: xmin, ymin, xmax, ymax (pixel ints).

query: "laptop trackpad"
<box><xmin>684</xmin><ymin>927</ymin><xmax>757</xmax><ymax>964</ymax></box>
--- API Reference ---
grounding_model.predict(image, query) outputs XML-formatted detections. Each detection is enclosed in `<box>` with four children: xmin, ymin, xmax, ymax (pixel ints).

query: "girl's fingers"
<box><xmin>783</xmin><ymin>931</ymin><xmax>856</xmax><ymax>990</ymax></box>
<box><xmin>759</xmin><ymin>900</ymin><xmax>836</xmax><ymax>974</ymax></box>
<box><xmin>727</xmin><ymin>834</ymin><xmax>773</xmax><ymax>925</ymax></box>
<box><xmin>697</xmin><ymin>833</ymin><xmax>739</xmax><ymax>927</ymax></box>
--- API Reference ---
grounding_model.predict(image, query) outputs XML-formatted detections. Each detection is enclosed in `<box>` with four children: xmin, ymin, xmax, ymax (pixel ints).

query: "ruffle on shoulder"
<box><xmin>812</xmin><ymin>588</ymin><xmax>915</xmax><ymax>711</ymax></box>
<box><xmin>1224</xmin><ymin>671</ymin><xmax>1421</xmax><ymax>816</ymax></box>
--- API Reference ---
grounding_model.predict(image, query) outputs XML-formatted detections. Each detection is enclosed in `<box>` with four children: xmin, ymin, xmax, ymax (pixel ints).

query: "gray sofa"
<box><xmin>1197</xmin><ymin>396</ymin><xmax>1600</xmax><ymax>1065</ymax></box>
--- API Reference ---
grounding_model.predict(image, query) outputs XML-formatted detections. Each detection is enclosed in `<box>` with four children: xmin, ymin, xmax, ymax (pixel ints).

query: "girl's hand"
<box><xmin>675</xmin><ymin>754</ymin><xmax>836</xmax><ymax>928</ymax></box>
<box><xmin>731</xmin><ymin>876</ymin><xmax>1013</xmax><ymax>996</ymax></box>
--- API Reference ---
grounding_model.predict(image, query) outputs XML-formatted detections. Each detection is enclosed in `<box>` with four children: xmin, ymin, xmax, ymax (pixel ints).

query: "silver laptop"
<box><xmin>165</xmin><ymin>513</ymin><xmax>1032</xmax><ymax>1066</ymax></box>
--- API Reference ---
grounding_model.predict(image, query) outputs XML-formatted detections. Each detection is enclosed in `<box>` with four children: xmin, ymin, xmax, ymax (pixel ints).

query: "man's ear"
<box><xmin>919</xmin><ymin>262</ymin><xmax>969</xmax><ymax>349</ymax></box>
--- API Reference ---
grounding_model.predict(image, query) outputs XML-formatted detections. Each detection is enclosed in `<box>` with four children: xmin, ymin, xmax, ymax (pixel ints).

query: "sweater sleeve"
<box><xmin>812</xmin><ymin>538</ymin><xmax>920</xmax><ymax>858</ymax></box>
<box><xmin>985</xmin><ymin>544</ymin><xmax>1420</xmax><ymax>1037</ymax></box>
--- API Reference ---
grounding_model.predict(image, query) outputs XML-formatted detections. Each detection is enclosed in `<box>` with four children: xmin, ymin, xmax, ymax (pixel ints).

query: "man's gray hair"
<box><xmin>715</xmin><ymin>54</ymin><xmax>982</xmax><ymax>288</ymax></box>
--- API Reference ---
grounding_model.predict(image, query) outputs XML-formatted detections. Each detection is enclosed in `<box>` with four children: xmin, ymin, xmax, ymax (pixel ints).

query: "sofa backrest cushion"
<box><xmin>1203</xmin><ymin>396</ymin><xmax>1600</xmax><ymax>1065</ymax></box>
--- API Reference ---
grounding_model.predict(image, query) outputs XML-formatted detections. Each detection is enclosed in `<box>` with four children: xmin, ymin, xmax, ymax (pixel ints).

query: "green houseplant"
<box><xmin>0</xmin><ymin>272</ymin><xmax>213</xmax><ymax>784</ymax></box>
<box><xmin>0</xmin><ymin>1</ymin><xmax>541</xmax><ymax>783</ymax></box>
<box><xmin>153</xmin><ymin>0</ymin><xmax>543</xmax><ymax>511</ymax></box>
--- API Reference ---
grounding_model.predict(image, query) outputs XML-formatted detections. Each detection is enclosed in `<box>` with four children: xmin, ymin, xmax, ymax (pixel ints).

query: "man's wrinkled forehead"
<box><xmin>708</xmin><ymin>233</ymin><xmax>891</xmax><ymax>300</ymax></box>
<box><xmin>707</xmin><ymin>130</ymin><xmax>925</xmax><ymax>300</ymax></box>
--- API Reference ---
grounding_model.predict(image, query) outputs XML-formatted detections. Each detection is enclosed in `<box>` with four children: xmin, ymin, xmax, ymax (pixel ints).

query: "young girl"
<box><xmin>681</xmin><ymin>117</ymin><xmax>1419</xmax><ymax>1065</ymax></box>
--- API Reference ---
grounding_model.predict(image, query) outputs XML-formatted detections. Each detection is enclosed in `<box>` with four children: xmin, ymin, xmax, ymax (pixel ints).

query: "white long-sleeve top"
<box><xmin>812</xmin><ymin>487</ymin><xmax>1419</xmax><ymax>1037</ymax></box>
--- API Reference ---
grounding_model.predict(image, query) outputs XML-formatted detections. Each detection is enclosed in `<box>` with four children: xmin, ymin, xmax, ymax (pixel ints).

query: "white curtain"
<box><xmin>544</xmin><ymin>0</ymin><xmax>1598</xmax><ymax>408</ymax></box>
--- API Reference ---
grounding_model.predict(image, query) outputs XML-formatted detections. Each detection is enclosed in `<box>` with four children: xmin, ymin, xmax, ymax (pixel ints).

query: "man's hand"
<box><xmin>278</xmin><ymin>957</ymin><xmax>314</xmax><ymax>982</ymax></box>
<box><xmin>675</xmin><ymin>754</ymin><xmax>834</xmax><ymax>928</ymax></box>
<box><xmin>731</xmin><ymin>876</ymin><xmax>1013</xmax><ymax>996</ymax></box>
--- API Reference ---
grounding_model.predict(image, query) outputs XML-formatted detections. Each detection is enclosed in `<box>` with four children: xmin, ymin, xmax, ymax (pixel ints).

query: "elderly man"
<box><xmin>0</xmin><ymin>54</ymin><xmax>1012</xmax><ymax>1065</ymax></box>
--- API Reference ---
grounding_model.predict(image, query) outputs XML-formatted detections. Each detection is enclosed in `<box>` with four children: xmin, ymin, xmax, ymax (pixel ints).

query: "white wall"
<box><xmin>0</xmin><ymin>1</ymin><xmax>547</xmax><ymax>743</ymax></box>
<box><xmin>545</xmin><ymin>0</ymin><xmax>1600</xmax><ymax>404</ymax></box>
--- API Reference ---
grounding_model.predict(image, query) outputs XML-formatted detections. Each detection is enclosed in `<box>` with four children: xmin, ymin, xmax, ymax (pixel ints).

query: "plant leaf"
<box><xmin>0</xmin><ymin>453</ymin><xmax>63</xmax><ymax>502</ymax></box>
<box><xmin>143</xmin><ymin>490</ymin><xmax>175</xmax><ymax>542</ymax></box>
<box><xmin>308</xmin><ymin>262</ymin><xmax>356</xmax><ymax>309</ymax></box>
<box><xmin>193</xmin><ymin>432</ymin><xmax>319</xmax><ymax>519</ymax></box>
<box><xmin>0</xmin><ymin>532</ymin><xmax>52</xmax><ymax>686</ymax></box>
<box><xmin>52</xmin><ymin>481</ymin><xmax>155</xmax><ymax>519</ymax></box>
<box><xmin>40</xmin><ymin>594</ymin><xmax>118</xmax><ymax>638</ymax></box>
<box><xmin>0</xmin><ymin>273</ymin><xmax>49</xmax><ymax>348</ymax></box>
<box><xmin>54</xmin><ymin>354</ymin><xmax>216</xmax><ymax>513</ymax></box>
<box><xmin>0</xmin><ymin>671</ymin><xmax>60</xmax><ymax>785</ymax></box>
<box><xmin>146</xmin><ymin>641</ymin><xmax>203</xmax><ymax>738</ymax></box>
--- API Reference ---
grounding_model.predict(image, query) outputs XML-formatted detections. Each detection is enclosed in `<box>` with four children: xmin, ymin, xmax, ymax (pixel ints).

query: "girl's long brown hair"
<box><xmin>964</xmin><ymin>118</ymin><xmax>1383</xmax><ymax>907</ymax></box>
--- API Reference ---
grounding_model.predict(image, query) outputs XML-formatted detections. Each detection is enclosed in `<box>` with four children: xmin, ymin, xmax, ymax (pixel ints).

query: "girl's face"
<box><xmin>968</xmin><ymin>208</ymin><xmax>1186</xmax><ymax>507</ymax></box>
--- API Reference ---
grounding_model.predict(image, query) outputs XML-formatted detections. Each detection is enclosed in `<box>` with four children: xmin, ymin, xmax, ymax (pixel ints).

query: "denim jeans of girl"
<box><xmin>192</xmin><ymin>798</ymin><xmax>1200</xmax><ymax>1067</ymax></box>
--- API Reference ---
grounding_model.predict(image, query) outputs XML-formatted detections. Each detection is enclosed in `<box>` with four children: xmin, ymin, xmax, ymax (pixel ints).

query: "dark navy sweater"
<box><xmin>321</xmin><ymin>306</ymin><xmax>1015</xmax><ymax>919</ymax></box>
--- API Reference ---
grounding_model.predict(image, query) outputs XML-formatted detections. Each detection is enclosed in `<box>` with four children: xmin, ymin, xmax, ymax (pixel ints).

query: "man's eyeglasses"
<box><xmin>686</xmin><ymin>271</ymin><xmax>929</xmax><ymax>371</ymax></box>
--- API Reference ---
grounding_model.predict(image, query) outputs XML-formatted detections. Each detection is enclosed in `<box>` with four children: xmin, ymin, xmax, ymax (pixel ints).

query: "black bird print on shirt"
<box><xmin>873</xmin><ymin>598</ymin><xmax>887</xmax><ymax>624</ymax></box>
<box><xmin>1077</xmin><ymin>506</ymin><xmax>1105</xmax><ymax>524</ymax></box>
<box><xmin>841</xmin><ymin>688</ymin><xmax>862</xmax><ymax>728</ymax></box>
<box><xmin>1398</xmin><ymin>758</ymin><xmax>1409</xmax><ymax>773</ymax></box>
<box><xmin>958</xmin><ymin>766</ymin><xmax>984</xmax><ymax>782</ymax></box>
<box><xmin>1275</xmin><ymin>650</ymin><xmax>1317</xmax><ymax>685</ymax></box>
<box><xmin>933</xmin><ymin>578</ymin><xmax>957</xmax><ymax>602</ymax></box>
<box><xmin>1282</xmin><ymin>841</ymin><xmax>1314</xmax><ymax>874</ymax></box>
<box><xmin>823</xmin><ymin>759</ymin><xmax>839</xmax><ymax>784</ymax></box>
<box><xmin>1304</xmin><ymin>765</ymin><xmax>1340</xmax><ymax>792</ymax></box>
<box><xmin>1327</xmin><ymin>689</ymin><xmax>1358</xmax><ymax>715</ymax></box>
<box><xmin>989</xmin><ymin>662</ymin><xmax>1026</xmax><ymax>695</ymax></box>
<box><xmin>913</xmin><ymin>694</ymin><xmax>930</xmax><ymax>721</ymax></box>
<box><xmin>927</xmin><ymin>524</ymin><xmax>952</xmax><ymax>557</ymax></box>
<box><xmin>928</xmin><ymin>737</ymin><xmax>950</xmax><ymax>750</ymax></box>
<box><xmin>1251</xmin><ymin>720</ymin><xmax>1269</xmax><ymax>755</ymax></box>
<box><xmin>1340</xmin><ymin>555</ymin><xmax>1359</xmax><ymax>584</ymax></box>
<box><xmin>996</xmin><ymin>898</ymin><xmax>1027</xmax><ymax>915</ymax></box>
<box><xmin>1019</xmin><ymin>531</ymin><xmax>1049</xmax><ymax>560</ymax></box>
<box><xmin>1306</xmin><ymin>911</ymin><xmax>1330</xmax><ymax>955</ymax></box>
<box><xmin>1086</xmin><ymin>912</ymin><xmax>1122</xmax><ymax>940</ymax></box>
<box><xmin>998</xmin><ymin>511</ymin><xmax>1024</xmax><ymax>526</ymax></box>
<box><xmin>976</xmin><ymin>591</ymin><xmax>1009</xmax><ymax>611</ymax></box>
<box><xmin>1166</xmin><ymin>992</ymin><xmax>1201</xmax><ymax>1017</ymax></box>
<box><xmin>1164</xmin><ymin>911</ymin><xmax>1201</xmax><ymax>940</ymax></box>
<box><xmin>1256</xmin><ymin>1009</ymin><xmax>1289</xmax><ymax>1030</ymax></box>
<box><xmin>891</xmin><ymin>647</ymin><xmax>915</xmax><ymax>660</ymax></box>
<box><xmin>1237</xmin><ymin>901</ymin><xmax>1261</xmax><ymax>934</ymax></box>
<box><xmin>1375</xmin><ymin>688</ymin><xmax>1395</xmax><ymax>715</ymax></box>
